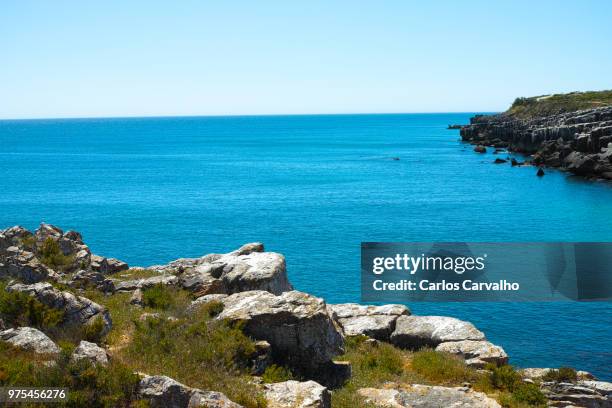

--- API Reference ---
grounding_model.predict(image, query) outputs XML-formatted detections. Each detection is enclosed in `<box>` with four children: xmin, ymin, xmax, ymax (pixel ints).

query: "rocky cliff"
<box><xmin>1</xmin><ymin>223</ymin><xmax>610</xmax><ymax>407</ymax></box>
<box><xmin>460</xmin><ymin>103</ymin><xmax>612</xmax><ymax>180</ymax></box>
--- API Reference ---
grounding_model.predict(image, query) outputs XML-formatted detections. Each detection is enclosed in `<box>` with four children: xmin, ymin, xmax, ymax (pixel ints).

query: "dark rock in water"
<box><xmin>537</xmin><ymin>168</ymin><xmax>545</xmax><ymax>177</ymax></box>
<box><xmin>447</xmin><ymin>124</ymin><xmax>464</xmax><ymax>129</ymax></box>
<box><xmin>473</xmin><ymin>145</ymin><xmax>487</xmax><ymax>153</ymax></box>
<box><xmin>494</xmin><ymin>158</ymin><xmax>507</xmax><ymax>164</ymax></box>
<box><xmin>460</xmin><ymin>106</ymin><xmax>612</xmax><ymax>180</ymax></box>
<box><xmin>391</xmin><ymin>157</ymin><xmax>400</xmax><ymax>161</ymax></box>
<box><xmin>511</xmin><ymin>158</ymin><xmax>524</xmax><ymax>167</ymax></box>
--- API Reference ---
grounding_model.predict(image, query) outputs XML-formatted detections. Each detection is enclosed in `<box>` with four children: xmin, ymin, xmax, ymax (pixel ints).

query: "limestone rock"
<box><xmin>264</xmin><ymin>380</ymin><xmax>330</xmax><ymax>408</ymax></box>
<box><xmin>390</xmin><ymin>315</ymin><xmax>485</xmax><ymax>349</ymax></box>
<box><xmin>542</xmin><ymin>380</ymin><xmax>611</xmax><ymax>407</ymax></box>
<box><xmin>6</xmin><ymin>282</ymin><xmax>112</xmax><ymax>335</ymax></box>
<box><xmin>435</xmin><ymin>340</ymin><xmax>508</xmax><ymax>367</ymax></box>
<box><xmin>188</xmin><ymin>294</ymin><xmax>228</xmax><ymax>314</ymax></box>
<box><xmin>0</xmin><ymin>249</ymin><xmax>51</xmax><ymax>283</ymax></box>
<box><xmin>114</xmin><ymin>275</ymin><xmax>178</xmax><ymax>292</ymax></box>
<box><xmin>189</xmin><ymin>390</ymin><xmax>244</xmax><ymax>407</ymax></box>
<box><xmin>216</xmin><ymin>290</ymin><xmax>343</xmax><ymax>376</ymax></box>
<box><xmin>358</xmin><ymin>385</ymin><xmax>501</xmax><ymax>408</ymax></box>
<box><xmin>138</xmin><ymin>375</ymin><xmax>243</xmax><ymax>408</ymax></box>
<box><xmin>0</xmin><ymin>327</ymin><xmax>60</xmax><ymax>355</ymax></box>
<box><xmin>329</xmin><ymin>303</ymin><xmax>410</xmax><ymax>341</ymax></box>
<box><xmin>71</xmin><ymin>340</ymin><xmax>109</xmax><ymax>365</ymax></box>
<box><xmin>130</xmin><ymin>288</ymin><xmax>144</xmax><ymax>306</ymax></box>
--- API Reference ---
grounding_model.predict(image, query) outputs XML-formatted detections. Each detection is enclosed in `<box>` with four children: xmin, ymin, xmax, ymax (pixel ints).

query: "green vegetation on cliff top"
<box><xmin>506</xmin><ymin>90</ymin><xmax>612</xmax><ymax>119</ymax></box>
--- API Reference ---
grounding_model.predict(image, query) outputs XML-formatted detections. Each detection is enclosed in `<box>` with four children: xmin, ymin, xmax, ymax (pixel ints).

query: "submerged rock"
<box><xmin>359</xmin><ymin>384</ymin><xmax>501</xmax><ymax>408</ymax></box>
<box><xmin>329</xmin><ymin>303</ymin><xmax>410</xmax><ymax>341</ymax></box>
<box><xmin>264</xmin><ymin>380</ymin><xmax>331</xmax><ymax>408</ymax></box>
<box><xmin>216</xmin><ymin>290</ymin><xmax>343</xmax><ymax>377</ymax></box>
<box><xmin>474</xmin><ymin>145</ymin><xmax>487</xmax><ymax>153</ymax></box>
<box><xmin>0</xmin><ymin>327</ymin><xmax>60</xmax><ymax>356</ymax></box>
<box><xmin>390</xmin><ymin>315</ymin><xmax>485</xmax><ymax>349</ymax></box>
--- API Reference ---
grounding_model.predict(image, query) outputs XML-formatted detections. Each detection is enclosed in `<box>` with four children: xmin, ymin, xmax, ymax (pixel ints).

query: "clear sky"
<box><xmin>1</xmin><ymin>1</ymin><xmax>611</xmax><ymax>119</ymax></box>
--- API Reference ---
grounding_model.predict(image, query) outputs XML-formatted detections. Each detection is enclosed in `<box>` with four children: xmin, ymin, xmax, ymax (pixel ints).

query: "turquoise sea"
<box><xmin>1</xmin><ymin>114</ymin><xmax>611</xmax><ymax>379</ymax></box>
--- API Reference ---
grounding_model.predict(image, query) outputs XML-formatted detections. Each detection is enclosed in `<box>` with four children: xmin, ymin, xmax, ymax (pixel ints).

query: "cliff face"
<box><xmin>460</xmin><ymin>106</ymin><xmax>612</xmax><ymax>180</ymax></box>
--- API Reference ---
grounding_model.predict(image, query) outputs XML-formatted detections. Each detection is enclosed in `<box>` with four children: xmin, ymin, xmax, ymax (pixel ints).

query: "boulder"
<box><xmin>114</xmin><ymin>275</ymin><xmax>178</xmax><ymax>292</ymax></box>
<box><xmin>520</xmin><ymin>368</ymin><xmax>595</xmax><ymax>381</ymax></box>
<box><xmin>189</xmin><ymin>390</ymin><xmax>244</xmax><ymax>407</ymax></box>
<box><xmin>390</xmin><ymin>316</ymin><xmax>485</xmax><ymax>349</ymax></box>
<box><xmin>474</xmin><ymin>145</ymin><xmax>487</xmax><ymax>153</ymax></box>
<box><xmin>229</xmin><ymin>242</ymin><xmax>265</xmax><ymax>256</ymax></box>
<box><xmin>329</xmin><ymin>303</ymin><xmax>410</xmax><ymax>341</ymax></box>
<box><xmin>181</xmin><ymin>251</ymin><xmax>293</xmax><ymax>296</ymax></box>
<box><xmin>188</xmin><ymin>294</ymin><xmax>228</xmax><ymax>314</ymax></box>
<box><xmin>71</xmin><ymin>340</ymin><xmax>109</xmax><ymax>365</ymax></box>
<box><xmin>542</xmin><ymin>381</ymin><xmax>611</xmax><ymax>407</ymax></box>
<box><xmin>537</xmin><ymin>167</ymin><xmax>545</xmax><ymax>176</ymax></box>
<box><xmin>216</xmin><ymin>290</ymin><xmax>343</xmax><ymax>377</ymax></box>
<box><xmin>34</xmin><ymin>224</ymin><xmax>92</xmax><ymax>270</ymax></box>
<box><xmin>0</xmin><ymin>250</ymin><xmax>51</xmax><ymax>283</ymax></box>
<box><xmin>0</xmin><ymin>226</ymin><xmax>33</xmax><ymax>252</ymax></box>
<box><xmin>0</xmin><ymin>327</ymin><xmax>60</xmax><ymax>355</ymax></box>
<box><xmin>138</xmin><ymin>375</ymin><xmax>195</xmax><ymax>408</ymax></box>
<box><xmin>130</xmin><ymin>288</ymin><xmax>144</xmax><ymax>306</ymax></box>
<box><xmin>138</xmin><ymin>375</ymin><xmax>243</xmax><ymax>408</ymax></box>
<box><xmin>69</xmin><ymin>269</ymin><xmax>115</xmax><ymax>292</ymax></box>
<box><xmin>358</xmin><ymin>385</ymin><xmax>501</xmax><ymax>408</ymax></box>
<box><xmin>90</xmin><ymin>254</ymin><xmax>129</xmax><ymax>274</ymax></box>
<box><xmin>264</xmin><ymin>380</ymin><xmax>331</xmax><ymax>408</ymax></box>
<box><xmin>493</xmin><ymin>158</ymin><xmax>507</xmax><ymax>164</ymax></box>
<box><xmin>435</xmin><ymin>340</ymin><xmax>508</xmax><ymax>367</ymax></box>
<box><xmin>6</xmin><ymin>282</ymin><xmax>112</xmax><ymax>335</ymax></box>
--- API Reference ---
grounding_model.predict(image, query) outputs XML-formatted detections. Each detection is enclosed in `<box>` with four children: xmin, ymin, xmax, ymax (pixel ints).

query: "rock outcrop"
<box><xmin>138</xmin><ymin>375</ymin><xmax>243</xmax><ymax>408</ymax></box>
<box><xmin>0</xmin><ymin>327</ymin><xmax>60</xmax><ymax>355</ymax></box>
<box><xmin>389</xmin><ymin>315</ymin><xmax>485</xmax><ymax>348</ymax></box>
<box><xmin>542</xmin><ymin>380</ymin><xmax>612</xmax><ymax>408</ymax></box>
<box><xmin>435</xmin><ymin>340</ymin><xmax>508</xmax><ymax>368</ymax></box>
<box><xmin>264</xmin><ymin>380</ymin><xmax>330</xmax><ymax>408</ymax></box>
<box><xmin>71</xmin><ymin>340</ymin><xmax>109</xmax><ymax>366</ymax></box>
<box><xmin>6</xmin><ymin>282</ymin><xmax>112</xmax><ymax>335</ymax></box>
<box><xmin>359</xmin><ymin>385</ymin><xmax>502</xmax><ymax>408</ymax></box>
<box><xmin>329</xmin><ymin>303</ymin><xmax>410</xmax><ymax>341</ymax></box>
<box><xmin>216</xmin><ymin>290</ymin><xmax>344</xmax><ymax>378</ymax></box>
<box><xmin>460</xmin><ymin>106</ymin><xmax>612</xmax><ymax>180</ymax></box>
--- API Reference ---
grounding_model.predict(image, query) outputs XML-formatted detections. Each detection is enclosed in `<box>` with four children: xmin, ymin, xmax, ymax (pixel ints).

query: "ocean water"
<box><xmin>1</xmin><ymin>114</ymin><xmax>611</xmax><ymax>380</ymax></box>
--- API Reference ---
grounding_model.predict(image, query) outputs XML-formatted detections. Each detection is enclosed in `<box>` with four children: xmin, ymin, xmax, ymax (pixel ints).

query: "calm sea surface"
<box><xmin>1</xmin><ymin>114</ymin><xmax>610</xmax><ymax>379</ymax></box>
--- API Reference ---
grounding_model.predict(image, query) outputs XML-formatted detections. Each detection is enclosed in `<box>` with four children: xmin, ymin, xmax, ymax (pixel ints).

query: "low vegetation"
<box><xmin>0</xmin><ymin>342</ymin><xmax>142</xmax><ymax>407</ymax></box>
<box><xmin>542</xmin><ymin>367</ymin><xmax>578</xmax><ymax>383</ymax></box>
<box><xmin>507</xmin><ymin>90</ymin><xmax>612</xmax><ymax>118</ymax></box>
<box><xmin>39</xmin><ymin>237</ymin><xmax>75</xmax><ymax>272</ymax></box>
<box><xmin>0</xmin><ymin>280</ymin><xmax>552</xmax><ymax>408</ymax></box>
<box><xmin>0</xmin><ymin>281</ymin><xmax>64</xmax><ymax>330</ymax></box>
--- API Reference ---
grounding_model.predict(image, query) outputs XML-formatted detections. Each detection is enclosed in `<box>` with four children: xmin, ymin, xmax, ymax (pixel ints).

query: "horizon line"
<box><xmin>0</xmin><ymin>110</ymin><xmax>499</xmax><ymax>122</ymax></box>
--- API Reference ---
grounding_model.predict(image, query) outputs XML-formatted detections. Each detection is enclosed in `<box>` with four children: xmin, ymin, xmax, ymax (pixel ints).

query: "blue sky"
<box><xmin>1</xmin><ymin>1</ymin><xmax>611</xmax><ymax>118</ymax></box>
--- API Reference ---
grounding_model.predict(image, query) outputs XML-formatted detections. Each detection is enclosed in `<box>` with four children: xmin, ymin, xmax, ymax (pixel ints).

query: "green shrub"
<box><xmin>262</xmin><ymin>364</ymin><xmax>293</xmax><ymax>383</ymax></box>
<box><xmin>490</xmin><ymin>365</ymin><xmax>522</xmax><ymax>392</ymax></box>
<box><xmin>511</xmin><ymin>382</ymin><xmax>547</xmax><ymax>406</ymax></box>
<box><xmin>81</xmin><ymin>315</ymin><xmax>107</xmax><ymax>343</ymax></box>
<box><xmin>542</xmin><ymin>367</ymin><xmax>578</xmax><ymax>383</ymax></box>
<box><xmin>122</xmin><ymin>306</ymin><xmax>264</xmax><ymax>407</ymax></box>
<box><xmin>411</xmin><ymin>349</ymin><xmax>476</xmax><ymax>384</ymax></box>
<box><xmin>39</xmin><ymin>237</ymin><xmax>74</xmax><ymax>271</ymax></box>
<box><xmin>142</xmin><ymin>284</ymin><xmax>175</xmax><ymax>310</ymax></box>
<box><xmin>0</xmin><ymin>342</ymin><xmax>143</xmax><ymax>407</ymax></box>
<box><xmin>19</xmin><ymin>235</ymin><xmax>36</xmax><ymax>250</ymax></box>
<box><xmin>0</xmin><ymin>282</ymin><xmax>64</xmax><ymax>329</ymax></box>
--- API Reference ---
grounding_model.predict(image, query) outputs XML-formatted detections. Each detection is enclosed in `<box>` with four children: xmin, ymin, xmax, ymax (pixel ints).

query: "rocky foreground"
<box><xmin>459</xmin><ymin>105</ymin><xmax>612</xmax><ymax>180</ymax></box>
<box><xmin>1</xmin><ymin>223</ymin><xmax>611</xmax><ymax>407</ymax></box>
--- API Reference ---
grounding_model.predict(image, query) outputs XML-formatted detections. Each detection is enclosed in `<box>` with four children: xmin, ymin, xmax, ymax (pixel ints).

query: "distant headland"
<box><xmin>456</xmin><ymin>90</ymin><xmax>612</xmax><ymax>181</ymax></box>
